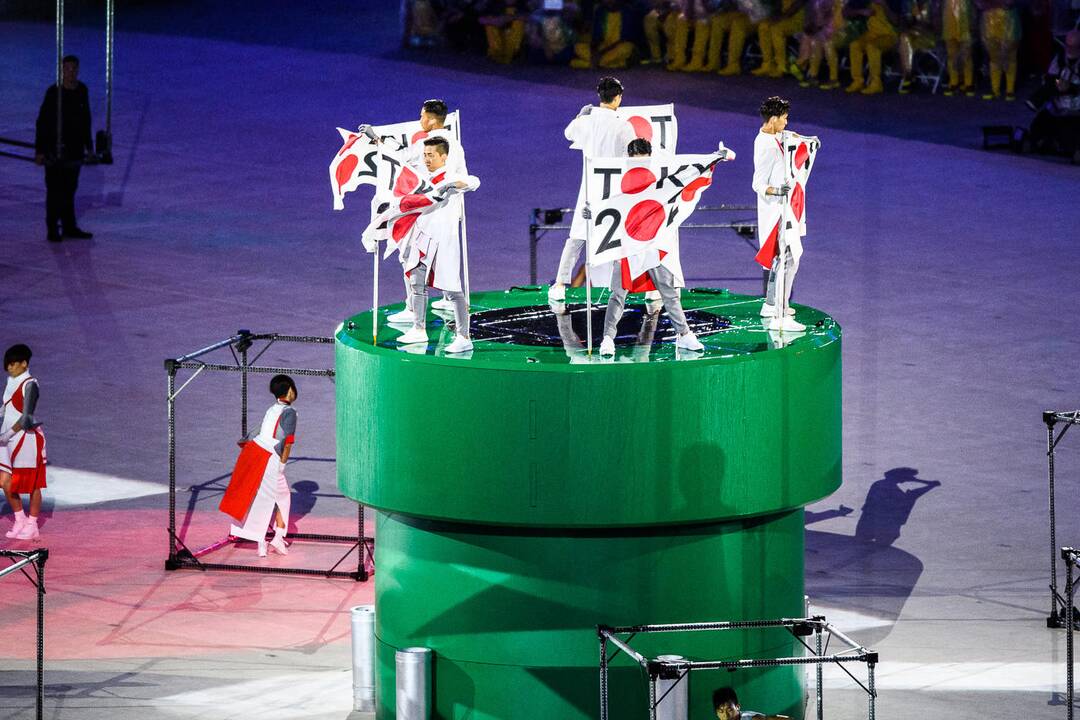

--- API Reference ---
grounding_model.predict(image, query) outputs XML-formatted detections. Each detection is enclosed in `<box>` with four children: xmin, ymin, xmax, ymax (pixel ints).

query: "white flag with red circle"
<box><xmin>753</xmin><ymin>131</ymin><xmax>819</xmax><ymax>268</ymax></box>
<box><xmin>584</xmin><ymin>153</ymin><xmax>723</xmax><ymax>267</ymax></box>
<box><xmin>360</xmin><ymin>165</ymin><xmax>448</xmax><ymax>256</ymax></box>
<box><xmin>617</xmin><ymin>104</ymin><xmax>678</xmax><ymax>152</ymax></box>
<box><xmin>329</xmin><ymin>112</ymin><xmax>460</xmax><ymax>210</ymax></box>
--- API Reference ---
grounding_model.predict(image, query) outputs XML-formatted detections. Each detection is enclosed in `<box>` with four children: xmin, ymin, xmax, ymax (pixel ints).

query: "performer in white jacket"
<box><xmin>0</xmin><ymin>344</ymin><xmax>47</xmax><ymax>541</ymax></box>
<box><xmin>596</xmin><ymin>138</ymin><xmax>706</xmax><ymax>357</ymax></box>
<box><xmin>549</xmin><ymin>76</ymin><xmax>637</xmax><ymax>302</ymax></box>
<box><xmin>219</xmin><ymin>375</ymin><xmax>298</xmax><ymax>558</ymax></box>
<box><xmin>380</xmin><ymin>100</ymin><xmax>468</xmax><ymax>324</ymax></box>
<box><xmin>751</xmin><ymin>95</ymin><xmax>805</xmax><ymax>333</ymax></box>
<box><xmin>396</xmin><ymin>137</ymin><xmax>481</xmax><ymax>354</ymax></box>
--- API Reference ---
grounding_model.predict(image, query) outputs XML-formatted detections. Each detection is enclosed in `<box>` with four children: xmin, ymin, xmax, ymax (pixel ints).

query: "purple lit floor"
<box><xmin>0</xmin><ymin>2</ymin><xmax>1078</xmax><ymax>718</ymax></box>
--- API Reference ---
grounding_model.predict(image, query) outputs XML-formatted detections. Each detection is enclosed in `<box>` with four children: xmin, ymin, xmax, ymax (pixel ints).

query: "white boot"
<box><xmin>269</xmin><ymin>527</ymin><xmax>289</xmax><ymax>555</ymax></box>
<box><xmin>5</xmin><ymin>511</ymin><xmax>26</xmax><ymax>539</ymax></box>
<box><xmin>397</xmin><ymin>327</ymin><xmax>428</xmax><ymax>345</ymax></box>
<box><xmin>675</xmin><ymin>331</ymin><xmax>705</xmax><ymax>352</ymax></box>
<box><xmin>387</xmin><ymin>308</ymin><xmax>416</xmax><ymax>324</ymax></box>
<box><xmin>445</xmin><ymin>335</ymin><xmax>474</xmax><ymax>354</ymax></box>
<box><xmin>14</xmin><ymin>516</ymin><xmax>39</xmax><ymax>541</ymax></box>
<box><xmin>768</xmin><ymin>316</ymin><xmax>806</xmax><ymax>332</ymax></box>
<box><xmin>599</xmin><ymin>336</ymin><xmax>616</xmax><ymax>356</ymax></box>
<box><xmin>257</xmin><ymin>539</ymin><xmax>268</xmax><ymax>557</ymax></box>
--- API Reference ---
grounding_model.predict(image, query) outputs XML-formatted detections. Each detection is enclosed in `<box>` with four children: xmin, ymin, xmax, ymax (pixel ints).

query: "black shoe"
<box><xmin>63</xmin><ymin>227</ymin><xmax>93</xmax><ymax>239</ymax></box>
<box><xmin>47</xmin><ymin>231</ymin><xmax>62</xmax><ymax>243</ymax></box>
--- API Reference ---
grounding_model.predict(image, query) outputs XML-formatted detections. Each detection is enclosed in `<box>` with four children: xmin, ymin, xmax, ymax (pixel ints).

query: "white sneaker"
<box><xmin>675</xmin><ymin>331</ymin><xmax>704</xmax><ymax>352</ymax></box>
<box><xmin>14</xmin><ymin>521</ymin><xmax>39</xmax><ymax>541</ymax></box>
<box><xmin>257</xmin><ymin>540</ymin><xmax>268</xmax><ymax>557</ymax></box>
<box><xmin>547</xmin><ymin>284</ymin><xmax>566</xmax><ymax>301</ymax></box>
<box><xmin>768</xmin><ymin>316</ymin><xmax>806</xmax><ymax>332</ymax></box>
<box><xmin>5</xmin><ymin>515</ymin><xmax>26</xmax><ymax>539</ymax></box>
<box><xmin>397</xmin><ymin>327</ymin><xmax>428</xmax><ymax>345</ymax></box>
<box><xmin>760</xmin><ymin>303</ymin><xmax>795</xmax><ymax>318</ymax></box>
<box><xmin>445</xmin><ymin>335</ymin><xmax>474</xmax><ymax>354</ymax></box>
<box><xmin>432</xmin><ymin>297</ymin><xmax>454</xmax><ymax>311</ymax></box>
<box><xmin>387</xmin><ymin>308</ymin><xmax>416</xmax><ymax>324</ymax></box>
<box><xmin>599</xmin><ymin>336</ymin><xmax>616</xmax><ymax>356</ymax></box>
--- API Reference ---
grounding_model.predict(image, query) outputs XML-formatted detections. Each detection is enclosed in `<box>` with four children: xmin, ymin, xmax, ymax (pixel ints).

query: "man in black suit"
<box><xmin>34</xmin><ymin>54</ymin><xmax>94</xmax><ymax>242</ymax></box>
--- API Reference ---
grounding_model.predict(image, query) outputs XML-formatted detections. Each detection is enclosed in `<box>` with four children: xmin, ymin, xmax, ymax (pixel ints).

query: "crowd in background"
<box><xmin>402</xmin><ymin>0</ymin><xmax>1078</xmax><ymax>102</ymax></box>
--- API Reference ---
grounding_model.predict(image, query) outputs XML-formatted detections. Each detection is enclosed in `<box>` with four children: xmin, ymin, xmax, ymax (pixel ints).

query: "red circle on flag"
<box><xmin>790</xmin><ymin>183</ymin><xmax>805</xmax><ymax>222</ymax></box>
<box><xmin>680</xmin><ymin>176</ymin><xmax>711</xmax><ymax>202</ymax></box>
<box><xmin>394</xmin><ymin>167</ymin><xmax>419</xmax><ymax>196</ymax></box>
<box><xmin>794</xmin><ymin>142</ymin><xmax>809</xmax><ymax>171</ymax></box>
<box><xmin>624</xmin><ymin>200</ymin><xmax>665</xmax><ymax>242</ymax></box>
<box><xmin>336</xmin><ymin>154</ymin><xmax>358</xmax><ymax>192</ymax></box>
<box><xmin>621</xmin><ymin>167</ymin><xmax>656</xmax><ymax>195</ymax></box>
<box><xmin>393</xmin><ymin>214</ymin><xmax>420</xmax><ymax>242</ymax></box>
<box><xmin>628</xmin><ymin>116</ymin><xmax>652</xmax><ymax>141</ymax></box>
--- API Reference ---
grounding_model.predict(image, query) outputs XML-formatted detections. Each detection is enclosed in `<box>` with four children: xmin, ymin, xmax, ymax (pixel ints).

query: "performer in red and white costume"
<box><xmin>751</xmin><ymin>95</ymin><xmax>805</xmax><ymax>332</ymax></box>
<box><xmin>219</xmin><ymin>375</ymin><xmax>298</xmax><ymax>557</ymax></box>
<box><xmin>378</xmin><ymin>99</ymin><xmax>469</xmax><ymax>325</ymax></box>
<box><xmin>549</xmin><ymin>76</ymin><xmax>637</xmax><ymax>302</ymax></box>
<box><xmin>395</xmin><ymin>137</ymin><xmax>481</xmax><ymax>354</ymax></box>
<box><xmin>1</xmin><ymin>344</ymin><xmax>47</xmax><ymax>541</ymax></box>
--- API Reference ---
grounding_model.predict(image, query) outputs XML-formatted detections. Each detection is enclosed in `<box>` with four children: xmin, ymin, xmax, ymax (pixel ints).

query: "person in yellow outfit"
<box><xmin>573</xmin><ymin>0</ymin><xmax>642</xmax><ymax>69</ymax></box>
<box><xmin>793</xmin><ymin>0</ymin><xmax>861</xmax><ymax>88</ymax></box>
<box><xmin>845</xmin><ymin>0</ymin><xmax>901</xmax><ymax>94</ymax></box>
<box><xmin>480</xmin><ymin>0</ymin><xmax>527</xmax><ymax>64</ymax></box>
<box><xmin>754</xmin><ymin>0</ymin><xmax>807</xmax><ymax>77</ymax></box>
<box><xmin>975</xmin><ymin>0</ymin><xmax>1020</xmax><ymax>100</ymax></box>
<box><xmin>897</xmin><ymin>0</ymin><xmax>939</xmax><ymax>93</ymax></box>
<box><xmin>682</xmin><ymin>1</ymin><xmax>720</xmax><ymax>72</ymax></box>
<box><xmin>644</xmin><ymin>1</ymin><xmax>685</xmax><ymax>67</ymax></box>
<box><xmin>941</xmin><ymin>0</ymin><xmax>975</xmax><ymax>94</ymax></box>
<box><xmin>714</xmin><ymin>0</ymin><xmax>761</xmax><ymax>74</ymax></box>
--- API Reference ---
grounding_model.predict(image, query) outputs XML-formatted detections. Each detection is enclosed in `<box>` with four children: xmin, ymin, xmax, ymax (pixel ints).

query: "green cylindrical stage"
<box><xmin>336</xmin><ymin>287</ymin><xmax>842</xmax><ymax>719</ymax></box>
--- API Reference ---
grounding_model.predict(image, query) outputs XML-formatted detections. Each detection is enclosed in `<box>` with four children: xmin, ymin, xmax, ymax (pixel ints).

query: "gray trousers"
<box><xmin>766</xmin><ymin>248</ymin><xmax>799</xmax><ymax>307</ymax></box>
<box><xmin>409</xmin><ymin>263</ymin><xmax>469</xmax><ymax>337</ymax></box>
<box><xmin>556</xmin><ymin>236</ymin><xmax>585</xmax><ymax>284</ymax></box>
<box><xmin>603</xmin><ymin>264</ymin><xmax>689</xmax><ymax>340</ymax></box>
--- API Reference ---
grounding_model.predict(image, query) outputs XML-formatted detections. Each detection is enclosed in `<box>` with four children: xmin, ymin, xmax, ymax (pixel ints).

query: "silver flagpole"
<box><xmin>583</xmin><ymin>156</ymin><xmax>593</xmax><ymax>356</ymax></box>
<box><xmin>776</xmin><ymin>133</ymin><xmax>791</xmax><ymax>332</ymax></box>
<box><xmin>456</xmin><ymin>112</ymin><xmax>470</xmax><ymax>312</ymax></box>
<box><xmin>372</xmin><ymin>245</ymin><xmax>380</xmax><ymax>345</ymax></box>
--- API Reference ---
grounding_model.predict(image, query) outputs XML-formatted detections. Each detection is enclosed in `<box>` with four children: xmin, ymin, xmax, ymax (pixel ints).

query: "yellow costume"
<box><xmin>573</xmin><ymin>8</ymin><xmax>635</xmax><ymax>69</ymax></box>
<box><xmin>846</xmin><ymin>0</ymin><xmax>899</xmax><ymax>94</ymax></box>
<box><xmin>754</xmin><ymin>0</ymin><xmax>807</xmax><ymax>76</ymax></box>
<box><xmin>942</xmin><ymin>0</ymin><xmax>974</xmax><ymax>93</ymax></box>
<box><xmin>979</xmin><ymin>4</ymin><xmax>1019</xmax><ymax>99</ymax></box>
<box><xmin>484</xmin><ymin>6</ymin><xmax>525</xmax><ymax>64</ymax></box>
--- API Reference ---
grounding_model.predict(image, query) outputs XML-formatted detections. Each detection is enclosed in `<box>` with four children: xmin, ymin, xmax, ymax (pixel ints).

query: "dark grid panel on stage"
<box><xmin>1</xmin><ymin>549</ymin><xmax>48</xmax><ymax>720</ymax></box>
<box><xmin>598</xmin><ymin>616</ymin><xmax>879</xmax><ymax>720</ymax></box>
<box><xmin>164</xmin><ymin>331</ymin><xmax>373</xmax><ymax>581</ymax></box>
<box><xmin>527</xmin><ymin>204</ymin><xmax>762</xmax><ymax>287</ymax></box>
<box><xmin>1044</xmin><ymin>411</ymin><xmax>1080</xmax><ymax>627</ymax></box>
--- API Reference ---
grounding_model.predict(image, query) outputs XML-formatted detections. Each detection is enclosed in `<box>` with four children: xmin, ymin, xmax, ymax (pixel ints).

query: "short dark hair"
<box><xmin>627</xmin><ymin>138</ymin><xmax>652</xmax><ymax>157</ymax></box>
<box><xmin>269</xmin><ymin>374</ymin><xmax>296</xmax><ymax>400</ymax></box>
<box><xmin>597</xmin><ymin>76</ymin><xmax>623</xmax><ymax>104</ymax></box>
<box><xmin>712</xmin><ymin>687</ymin><xmax>739</xmax><ymax>710</ymax></box>
<box><xmin>423</xmin><ymin>137</ymin><xmax>450</xmax><ymax>156</ymax></box>
<box><xmin>62</xmin><ymin>54</ymin><xmax>79</xmax><ymax>66</ymax></box>
<box><xmin>422</xmin><ymin>99</ymin><xmax>448</xmax><ymax>122</ymax></box>
<box><xmin>3</xmin><ymin>344</ymin><xmax>32</xmax><ymax>368</ymax></box>
<box><xmin>759</xmin><ymin>95</ymin><xmax>790</xmax><ymax>121</ymax></box>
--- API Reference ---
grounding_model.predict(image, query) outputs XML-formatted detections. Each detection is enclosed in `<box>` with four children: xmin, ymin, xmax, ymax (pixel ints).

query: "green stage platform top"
<box><xmin>336</xmin><ymin>287</ymin><xmax>842</xmax><ymax>529</ymax></box>
<box><xmin>337</xmin><ymin>286</ymin><xmax>839</xmax><ymax>369</ymax></box>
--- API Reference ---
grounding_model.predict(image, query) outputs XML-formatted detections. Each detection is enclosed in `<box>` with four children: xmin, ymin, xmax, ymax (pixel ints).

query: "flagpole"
<box><xmin>776</xmin><ymin>133</ymin><xmax>791</xmax><ymax>333</ymax></box>
<box><xmin>372</xmin><ymin>245</ymin><xmax>380</xmax><ymax>346</ymax></box>
<box><xmin>583</xmin><ymin>156</ymin><xmax>593</xmax><ymax>356</ymax></box>
<box><xmin>456</xmin><ymin>112</ymin><xmax>470</xmax><ymax>312</ymax></box>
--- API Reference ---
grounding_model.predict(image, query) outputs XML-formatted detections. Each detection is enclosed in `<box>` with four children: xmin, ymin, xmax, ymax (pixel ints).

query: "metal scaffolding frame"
<box><xmin>1066</xmin><ymin>548</ymin><xmax>1080</xmax><ymax>718</ymax></box>
<box><xmin>164</xmin><ymin>330</ymin><xmax>372</xmax><ymax>581</ymax></box>
<box><xmin>0</xmin><ymin>0</ymin><xmax>114</xmax><ymax>164</ymax></box>
<box><xmin>1046</xmin><ymin>411</ymin><xmax>1080</xmax><ymax>628</ymax></box>
<box><xmin>527</xmin><ymin>205</ymin><xmax>764</xmax><ymax>291</ymax></box>
<box><xmin>598</xmin><ymin>616</ymin><xmax>878</xmax><ymax>720</ymax></box>
<box><xmin>1</xmin><ymin>549</ymin><xmax>49</xmax><ymax>720</ymax></box>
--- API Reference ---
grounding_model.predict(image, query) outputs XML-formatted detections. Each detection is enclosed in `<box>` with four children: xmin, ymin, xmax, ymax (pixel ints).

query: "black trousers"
<box><xmin>44</xmin><ymin>162</ymin><xmax>81</xmax><ymax>232</ymax></box>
